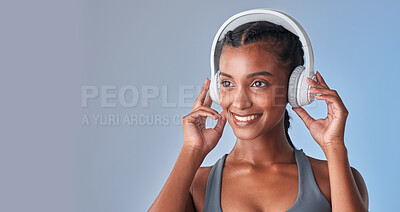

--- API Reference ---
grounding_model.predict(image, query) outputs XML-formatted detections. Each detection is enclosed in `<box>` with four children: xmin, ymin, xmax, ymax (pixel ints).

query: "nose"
<box><xmin>231</xmin><ymin>86</ymin><xmax>252</xmax><ymax>109</ymax></box>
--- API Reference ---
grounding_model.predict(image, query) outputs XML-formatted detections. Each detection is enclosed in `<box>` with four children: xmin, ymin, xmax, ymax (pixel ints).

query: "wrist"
<box><xmin>322</xmin><ymin>143</ymin><xmax>348</xmax><ymax>158</ymax></box>
<box><xmin>181</xmin><ymin>144</ymin><xmax>207</xmax><ymax>160</ymax></box>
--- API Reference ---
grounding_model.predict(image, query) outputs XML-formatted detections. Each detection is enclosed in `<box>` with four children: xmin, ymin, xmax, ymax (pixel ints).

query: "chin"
<box><xmin>233</xmin><ymin>129</ymin><xmax>262</xmax><ymax>140</ymax></box>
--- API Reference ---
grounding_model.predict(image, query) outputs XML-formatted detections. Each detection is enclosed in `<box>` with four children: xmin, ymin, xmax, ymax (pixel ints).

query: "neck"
<box><xmin>228</xmin><ymin>118</ymin><xmax>295</xmax><ymax>167</ymax></box>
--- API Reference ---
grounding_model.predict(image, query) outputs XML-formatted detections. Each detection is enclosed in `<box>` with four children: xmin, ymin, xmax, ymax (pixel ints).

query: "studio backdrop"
<box><xmin>1</xmin><ymin>0</ymin><xmax>399</xmax><ymax>212</ymax></box>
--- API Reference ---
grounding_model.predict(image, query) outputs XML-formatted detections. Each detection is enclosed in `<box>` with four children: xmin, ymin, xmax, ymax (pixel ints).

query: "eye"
<box><xmin>220</xmin><ymin>80</ymin><xmax>234</xmax><ymax>87</ymax></box>
<box><xmin>251</xmin><ymin>81</ymin><xmax>269</xmax><ymax>88</ymax></box>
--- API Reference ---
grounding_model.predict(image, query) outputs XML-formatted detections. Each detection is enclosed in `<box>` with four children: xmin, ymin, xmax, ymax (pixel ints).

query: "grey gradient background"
<box><xmin>1</xmin><ymin>0</ymin><xmax>399</xmax><ymax>211</ymax></box>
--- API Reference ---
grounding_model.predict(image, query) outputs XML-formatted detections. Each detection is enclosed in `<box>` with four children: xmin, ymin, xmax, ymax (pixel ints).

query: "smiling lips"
<box><xmin>231</xmin><ymin>112</ymin><xmax>262</xmax><ymax>126</ymax></box>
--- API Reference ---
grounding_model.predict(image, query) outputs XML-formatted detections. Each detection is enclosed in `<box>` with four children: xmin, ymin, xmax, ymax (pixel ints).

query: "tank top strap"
<box><xmin>203</xmin><ymin>154</ymin><xmax>227</xmax><ymax>212</ymax></box>
<box><xmin>294</xmin><ymin>148</ymin><xmax>316</xmax><ymax>196</ymax></box>
<box><xmin>290</xmin><ymin>148</ymin><xmax>331</xmax><ymax>211</ymax></box>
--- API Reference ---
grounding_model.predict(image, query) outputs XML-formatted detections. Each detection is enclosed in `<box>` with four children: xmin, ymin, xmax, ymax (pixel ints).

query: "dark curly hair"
<box><xmin>214</xmin><ymin>21</ymin><xmax>305</xmax><ymax>149</ymax></box>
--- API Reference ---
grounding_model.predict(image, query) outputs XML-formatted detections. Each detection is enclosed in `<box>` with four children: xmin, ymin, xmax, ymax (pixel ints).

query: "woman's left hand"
<box><xmin>291</xmin><ymin>71</ymin><xmax>349</xmax><ymax>150</ymax></box>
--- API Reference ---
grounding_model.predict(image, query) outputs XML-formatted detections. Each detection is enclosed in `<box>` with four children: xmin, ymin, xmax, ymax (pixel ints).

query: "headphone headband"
<box><xmin>210</xmin><ymin>8</ymin><xmax>314</xmax><ymax>78</ymax></box>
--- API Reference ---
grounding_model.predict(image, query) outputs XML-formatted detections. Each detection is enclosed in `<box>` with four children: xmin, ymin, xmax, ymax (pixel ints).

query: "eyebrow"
<box><xmin>220</xmin><ymin>71</ymin><xmax>274</xmax><ymax>79</ymax></box>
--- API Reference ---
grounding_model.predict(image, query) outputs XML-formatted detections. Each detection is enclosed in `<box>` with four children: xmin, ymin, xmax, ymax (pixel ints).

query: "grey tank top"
<box><xmin>203</xmin><ymin>148</ymin><xmax>331</xmax><ymax>212</ymax></box>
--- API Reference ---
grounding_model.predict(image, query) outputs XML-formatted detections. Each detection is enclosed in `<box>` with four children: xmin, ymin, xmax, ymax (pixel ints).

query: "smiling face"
<box><xmin>219</xmin><ymin>43</ymin><xmax>289</xmax><ymax>140</ymax></box>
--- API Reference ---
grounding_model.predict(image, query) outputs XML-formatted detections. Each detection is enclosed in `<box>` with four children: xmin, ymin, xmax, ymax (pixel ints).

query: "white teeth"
<box><xmin>234</xmin><ymin>114</ymin><xmax>260</xmax><ymax>122</ymax></box>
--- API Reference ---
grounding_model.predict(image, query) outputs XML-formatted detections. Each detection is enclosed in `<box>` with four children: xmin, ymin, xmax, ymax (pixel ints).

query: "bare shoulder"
<box><xmin>305</xmin><ymin>155</ymin><xmax>369</xmax><ymax>209</ymax></box>
<box><xmin>190</xmin><ymin>166</ymin><xmax>212</xmax><ymax>194</ymax></box>
<box><xmin>350</xmin><ymin>166</ymin><xmax>369</xmax><ymax>209</ymax></box>
<box><xmin>189</xmin><ymin>166</ymin><xmax>213</xmax><ymax>212</ymax></box>
<box><xmin>306</xmin><ymin>155</ymin><xmax>330</xmax><ymax>176</ymax></box>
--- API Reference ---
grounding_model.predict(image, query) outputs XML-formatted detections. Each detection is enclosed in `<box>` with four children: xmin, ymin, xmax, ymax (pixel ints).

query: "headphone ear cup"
<box><xmin>209</xmin><ymin>70</ymin><xmax>220</xmax><ymax>105</ymax></box>
<box><xmin>288</xmin><ymin>66</ymin><xmax>316</xmax><ymax>107</ymax></box>
<box><xmin>288</xmin><ymin>66</ymin><xmax>305</xmax><ymax>107</ymax></box>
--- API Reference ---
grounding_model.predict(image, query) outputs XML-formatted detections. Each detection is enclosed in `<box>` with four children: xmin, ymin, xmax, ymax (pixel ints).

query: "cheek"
<box><xmin>219</xmin><ymin>91</ymin><xmax>230</xmax><ymax>109</ymax></box>
<box><xmin>250</xmin><ymin>87</ymin><xmax>287</xmax><ymax>108</ymax></box>
<box><xmin>269</xmin><ymin>85</ymin><xmax>288</xmax><ymax>107</ymax></box>
<box><xmin>250</xmin><ymin>92</ymin><xmax>275</xmax><ymax>108</ymax></box>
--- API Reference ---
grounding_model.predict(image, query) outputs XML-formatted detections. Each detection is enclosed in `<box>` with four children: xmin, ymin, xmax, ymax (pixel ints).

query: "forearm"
<box><xmin>323</xmin><ymin>143</ymin><xmax>367</xmax><ymax>212</ymax></box>
<box><xmin>149</xmin><ymin>145</ymin><xmax>205</xmax><ymax>212</ymax></box>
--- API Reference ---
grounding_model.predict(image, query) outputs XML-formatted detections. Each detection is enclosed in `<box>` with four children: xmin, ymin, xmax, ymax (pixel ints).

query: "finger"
<box><xmin>314</xmin><ymin>94</ymin><xmax>347</xmax><ymax>111</ymax></box>
<box><xmin>195</xmin><ymin>106</ymin><xmax>222</xmax><ymax>118</ymax></box>
<box><xmin>204</xmin><ymin>91</ymin><xmax>213</xmax><ymax>108</ymax></box>
<box><xmin>213</xmin><ymin>112</ymin><xmax>227</xmax><ymax>135</ymax></box>
<box><xmin>316</xmin><ymin>71</ymin><xmax>330</xmax><ymax>89</ymax></box>
<box><xmin>315</xmin><ymin>94</ymin><xmax>349</xmax><ymax>118</ymax></box>
<box><xmin>291</xmin><ymin>107</ymin><xmax>315</xmax><ymax>129</ymax></box>
<box><xmin>186</xmin><ymin>109</ymin><xmax>219</xmax><ymax>123</ymax></box>
<box><xmin>306</xmin><ymin>77</ymin><xmax>325</xmax><ymax>89</ymax></box>
<box><xmin>193</xmin><ymin>78</ymin><xmax>210</xmax><ymax>111</ymax></box>
<box><xmin>309</xmin><ymin>87</ymin><xmax>338</xmax><ymax>96</ymax></box>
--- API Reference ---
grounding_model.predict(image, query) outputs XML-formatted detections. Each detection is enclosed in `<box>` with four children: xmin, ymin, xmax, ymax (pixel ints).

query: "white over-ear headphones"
<box><xmin>209</xmin><ymin>8</ymin><xmax>317</xmax><ymax>107</ymax></box>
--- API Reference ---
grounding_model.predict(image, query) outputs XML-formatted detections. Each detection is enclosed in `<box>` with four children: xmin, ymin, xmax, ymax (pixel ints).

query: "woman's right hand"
<box><xmin>181</xmin><ymin>78</ymin><xmax>227</xmax><ymax>157</ymax></box>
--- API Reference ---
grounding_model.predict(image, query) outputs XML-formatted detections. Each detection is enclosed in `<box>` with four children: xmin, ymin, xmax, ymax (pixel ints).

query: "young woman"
<box><xmin>149</xmin><ymin>17</ymin><xmax>369</xmax><ymax>212</ymax></box>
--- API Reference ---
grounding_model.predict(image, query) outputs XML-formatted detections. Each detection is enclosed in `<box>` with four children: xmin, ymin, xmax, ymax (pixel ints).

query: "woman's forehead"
<box><xmin>219</xmin><ymin>45</ymin><xmax>284</xmax><ymax>77</ymax></box>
